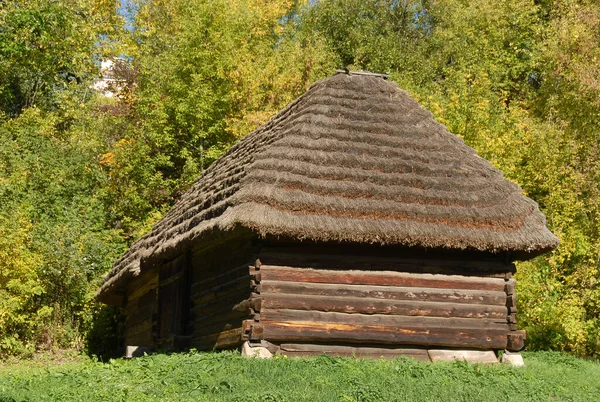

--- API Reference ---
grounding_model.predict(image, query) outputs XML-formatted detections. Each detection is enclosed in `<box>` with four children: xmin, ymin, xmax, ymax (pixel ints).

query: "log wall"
<box><xmin>189</xmin><ymin>237</ymin><xmax>256</xmax><ymax>350</ymax></box>
<box><xmin>123</xmin><ymin>241</ymin><xmax>525</xmax><ymax>356</ymax></box>
<box><xmin>242</xmin><ymin>244</ymin><xmax>523</xmax><ymax>355</ymax></box>
<box><xmin>124</xmin><ymin>268</ymin><xmax>159</xmax><ymax>347</ymax></box>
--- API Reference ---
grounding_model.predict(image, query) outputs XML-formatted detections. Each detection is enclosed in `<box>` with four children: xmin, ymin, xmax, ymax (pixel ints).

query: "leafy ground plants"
<box><xmin>0</xmin><ymin>350</ymin><xmax>599</xmax><ymax>401</ymax></box>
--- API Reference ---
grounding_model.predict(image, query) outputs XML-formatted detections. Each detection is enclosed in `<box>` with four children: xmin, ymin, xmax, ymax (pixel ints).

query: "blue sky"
<box><xmin>119</xmin><ymin>0</ymin><xmax>136</xmax><ymax>30</ymax></box>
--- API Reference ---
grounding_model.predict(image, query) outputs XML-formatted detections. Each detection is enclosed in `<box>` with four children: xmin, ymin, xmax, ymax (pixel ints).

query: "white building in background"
<box><xmin>91</xmin><ymin>58</ymin><xmax>129</xmax><ymax>98</ymax></box>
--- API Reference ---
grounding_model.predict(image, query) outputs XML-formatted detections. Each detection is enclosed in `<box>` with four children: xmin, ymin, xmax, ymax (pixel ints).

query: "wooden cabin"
<box><xmin>96</xmin><ymin>71</ymin><xmax>558</xmax><ymax>361</ymax></box>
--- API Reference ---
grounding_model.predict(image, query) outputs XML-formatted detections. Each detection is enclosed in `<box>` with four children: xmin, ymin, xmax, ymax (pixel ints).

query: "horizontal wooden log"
<box><xmin>279</xmin><ymin>350</ymin><xmax>429</xmax><ymax>360</ymax></box>
<box><xmin>191</xmin><ymin>288</ymin><xmax>253</xmax><ymax>317</ymax></box>
<box><xmin>127</xmin><ymin>289</ymin><xmax>157</xmax><ymax>312</ymax></box>
<box><xmin>127</xmin><ymin>272</ymin><xmax>158</xmax><ymax>302</ymax></box>
<box><xmin>137</xmin><ymin>288</ymin><xmax>158</xmax><ymax>309</ymax></box>
<box><xmin>259</xmin><ymin>247</ymin><xmax>510</xmax><ymax>269</ymax></box>
<box><xmin>191</xmin><ymin>237</ymin><xmax>254</xmax><ymax>281</ymax></box>
<box><xmin>125</xmin><ymin>318</ymin><xmax>153</xmax><ymax>338</ymax></box>
<box><xmin>125</xmin><ymin>333</ymin><xmax>154</xmax><ymax>348</ymax></box>
<box><xmin>191</xmin><ymin>275</ymin><xmax>252</xmax><ymax>305</ymax></box>
<box><xmin>256</xmin><ymin>321</ymin><xmax>508</xmax><ymax>349</ymax></box>
<box><xmin>259</xmin><ymin>266</ymin><xmax>512</xmax><ymax>292</ymax></box>
<box><xmin>191</xmin><ymin>328</ymin><xmax>243</xmax><ymax>350</ymax></box>
<box><xmin>259</xmin><ymin>249</ymin><xmax>513</xmax><ymax>277</ymax></box>
<box><xmin>260</xmin><ymin>309</ymin><xmax>508</xmax><ymax>330</ymax></box>
<box><xmin>278</xmin><ymin>343</ymin><xmax>430</xmax><ymax>360</ymax></box>
<box><xmin>192</xmin><ymin>305</ymin><xmax>254</xmax><ymax>329</ymax></box>
<box><xmin>262</xmin><ymin>294</ymin><xmax>507</xmax><ymax>319</ymax></box>
<box><xmin>260</xmin><ymin>280</ymin><xmax>506</xmax><ymax>306</ymax></box>
<box><xmin>127</xmin><ymin>278</ymin><xmax>158</xmax><ymax>304</ymax></box>
<box><xmin>506</xmin><ymin>330</ymin><xmax>526</xmax><ymax>352</ymax></box>
<box><xmin>191</xmin><ymin>262</ymin><xmax>253</xmax><ymax>295</ymax></box>
<box><xmin>125</xmin><ymin>302</ymin><xmax>156</xmax><ymax>328</ymax></box>
<box><xmin>192</xmin><ymin>320</ymin><xmax>244</xmax><ymax>339</ymax></box>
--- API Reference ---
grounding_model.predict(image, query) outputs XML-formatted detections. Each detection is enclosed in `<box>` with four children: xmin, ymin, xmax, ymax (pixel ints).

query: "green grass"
<box><xmin>0</xmin><ymin>351</ymin><xmax>599</xmax><ymax>401</ymax></box>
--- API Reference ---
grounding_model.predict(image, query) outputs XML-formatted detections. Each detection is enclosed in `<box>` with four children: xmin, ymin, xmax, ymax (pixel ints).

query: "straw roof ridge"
<box><xmin>97</xmin><ymin>72</ymin><xmax>558</xmax><ymax>301</ymax></box>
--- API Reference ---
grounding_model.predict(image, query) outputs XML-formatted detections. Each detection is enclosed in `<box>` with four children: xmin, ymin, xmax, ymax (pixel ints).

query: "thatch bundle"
<box><xmin>97</xmin><ymin>72</ymin><xmax>558</xmax><ymax>302</ymax></box>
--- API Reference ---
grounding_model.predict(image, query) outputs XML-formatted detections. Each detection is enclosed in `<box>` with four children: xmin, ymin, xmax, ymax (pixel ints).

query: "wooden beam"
<box><xmin>191</xmin><ymin>275</ymin><xmax>252</xmax><ymax>305</ymax></box>
<box><xmin>278</xmin><ymin>343</ymin><xmax>429</xmax><ymax>360</ymax></box>
<box><xmin>127</xmin><ymin>274</ymin><xmax>158</xmax><ymax>303</ymax></box>
<box><xmin>125</xmin><ymin>318</ymin><xmax>153</xmax><ymax>338</ymax></box>
<box><xmin>259</xmin><ymin>266</ymin><xmax>512</xmax><ymax>292</ymax></box>
<box><xmin>191</xmin><ymin>262</ymin><xmax>253</xmax><ymax>294</ymax></box>
<box><xmin>260</xmin><ymin>309</ymin><xmax>508</xmax><ymax>330</ymax></box>
<box><xmin>190</xmin><ymin>328</ymin><xmax>243</xmax><ymax>350</ymax></box>
<box><xmin>262</xmin><ymin>294</ymin><xmax>507</xmax><ymax>319</ymax></box>
<box><xmin>260</xmin><ymin>280</ymin><xmax>507</xmax><ymax>306</ymax></box>
<box><xmin>192</xmin><ymin>320</ymin><xmax>244</xmax><ymax>339</ymax></box>
<box><xmin>190</xmin><ymin>288</ymin><xmax>252</xmax><ymax>317</ymax></box>
<box><xmin>259</xmin><ymin>248</ymin><xmax>513</xmax><ymax>277</ymax></box>
<box><xmin>506</xmin><ymin>330</ymin><xmax>526</xmax><ymax>352</ymax></box>
<box><xmin>256</xmin><ymin>321</ymin><xmax>508</xmax><ymax>349</ymax></box>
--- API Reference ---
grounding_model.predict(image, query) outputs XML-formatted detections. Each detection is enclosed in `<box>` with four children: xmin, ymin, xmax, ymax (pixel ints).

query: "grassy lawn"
<box><xmin>0</xmin><ymin>351</ymin><xmax>598</xmax><ymax>401</ymax></box>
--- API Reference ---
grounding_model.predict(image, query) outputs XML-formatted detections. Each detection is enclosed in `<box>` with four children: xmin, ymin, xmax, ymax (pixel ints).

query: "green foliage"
<box><xmin>0</xmin><ymin>0</ymin><xmax>126</xmax><ymax>356</ymax></box>
<box><xmin>84</xmin><ymin>303</ymin><xmax>124</xmax><ymax>360</ymax></box>
<box><xmin>300</xmin><ymin>0</ymin><xmax>432</xmax><ymax>76</ymax></box>
<box><xmin>1</xmin><ymin>351</ymin><xmax>600</xmax><ymax>401</ymax></box>
<box><xmin>0</xmin><ymin>0</ymin><xmax>120</xmax><ymax>117</ymax></box>
<box><xmin>0</xmin><ymin>107</ymin><xmax>126</xmax><ymax>356</ymax></box>
<box><xmin>0</xmin><ymin>207</ymin><xmax>42</xmax><ymax>356</ymax></box>
<box><xmin>97</xmin><ymin>0</ymin><xmax>334</xmax><ymax>235</ymax></box>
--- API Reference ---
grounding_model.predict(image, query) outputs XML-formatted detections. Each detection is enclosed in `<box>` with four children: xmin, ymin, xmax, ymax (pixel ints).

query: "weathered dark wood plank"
<box><xmin>260</xmin><ymin>309</ymin><xmax>508</xmax><ymax>330</ymax></box>
<box><xmin>190</xmin><ymin>328</ymin><xmax>243</xmax><ymax>350</ymax></box>
<box><xmin>190</xmin><ymin>236</ymin><xmax>254</xmax><ymax>283</ymax></box>
<box><xmin>191</xmin><ymin>262</ymin><xmax>253</xmax><ymax>295</ymax></box>
<box><xmin>125</xmin><ymin>318</ymin><xmax>154</xmax><ymax>338</ymax></box>
<box><xmin>127</xmin><ymin>272</ymin><xmax>158</xmax><ymax>302</ymax></box>
<box><xmin>257</xmin><ymin>321</ymin><xmax>508</xmax><ymax>349</ymax></box>
<box><xmin>125</xmin><ymin>301</ymin><xmax>156</xmax><ymax>327</ymax></box>
<box><xmin>259</xmin><ymin>248</ymin><xmax>513</xmax><ymax>276</ymax></box>
<box><xmin>125</xmin><ymin>332</ymin><xmax>153</xmax><ymax>347</ymax></box>
<box><xmin>260</xmin><ymin>281</ymin><xmax>507</xmax><ymax>306</ymax></box>
<box><xmin>191</xmin><ymin>275</ymin><xmax>252</xmax><ymax>305</ymax></box>
<box><xmin>259</xmin><ymin>246</ymin><xmax>508</xmax><ymax>267</ymax></box>
<box><xmin>278</xmin><ymin>343</ymin><xmax>430</xmax><ymax>360</ymax></box>
<box><xmin>190</xmin><ymin>288</ymin><xmax>253</xmax><ymax>317</ymax></box>
<box><xmin>506</xmin><ymin>330</ymin><xmax>526</xmax><ymax>352</ymax></box>
<box><xmin>262</xmin><ymin>294</ymin><xmax>507</xmax><ymax>319</ymax></box>
<box><xmin>192</xmin><ymin>320</ymin><xmax>244</xmax><ymax>339</ymax></box>
<box><xmin>192</xmin><ymin>304</ymin><xmax>254</xmax><ymax>329</ymax></box>
<box><xmin>134</xmin><ymin>288</ymin><xmax>158</xmax><ymax>309</ymax></box>
<box><xmin>259</xmin><ymin>266</ymin><xmax>512</xmax><ymax>292</ymax></box>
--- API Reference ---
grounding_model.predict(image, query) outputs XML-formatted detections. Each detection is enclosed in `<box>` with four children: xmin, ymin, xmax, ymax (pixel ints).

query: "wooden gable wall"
<box><xmin>122</xmin><ymin>239</ymin><xmax>524</xmax><ymax>357</ymax></box>
<box><xmin>242</xmin><ymin>243</ymin><xmax>524</xmax><ymax>357</ymax></box>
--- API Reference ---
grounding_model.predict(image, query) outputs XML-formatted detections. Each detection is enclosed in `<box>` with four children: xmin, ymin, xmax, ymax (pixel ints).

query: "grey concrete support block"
<box><xmin>125</xmin><ymin>346</ymin><xmax>154</xmax><ymax>358</ymax></box>
<box><xmin>428</xmin><ymin>349</ymin><xmax>499</xmax><ymax>364</ymax></box>
<box><xmin>241</xmin><ymin>341</ymin><xmax>273</xmax><ymax>359</ymax></box>
<box><xmin>501</xmin><ymin>350</ymin><xmax>525</xmax><ymax>367</ymax></box>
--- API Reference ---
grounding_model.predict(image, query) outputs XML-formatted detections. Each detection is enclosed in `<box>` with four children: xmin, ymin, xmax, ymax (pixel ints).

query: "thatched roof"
<box><xmin>97</xmin><ymin>71</ymin><xmax>558</xmax><ymax>302</ymax></box>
